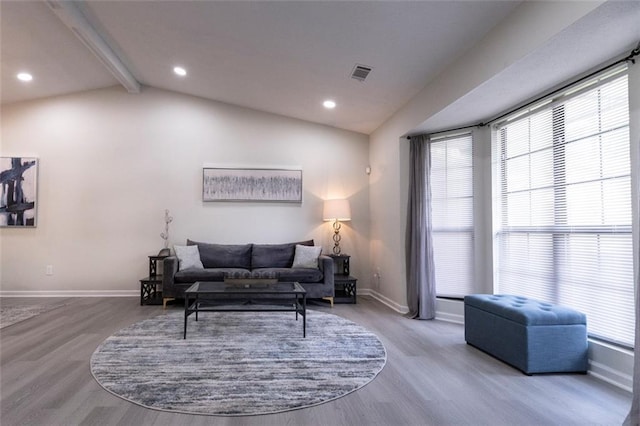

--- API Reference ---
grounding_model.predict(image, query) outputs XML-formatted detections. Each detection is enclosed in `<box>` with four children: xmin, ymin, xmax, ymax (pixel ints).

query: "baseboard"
<box><xmin>587</xmin><ymin>341</ymin><xmax>634</xmax><ymax>392</ymax></box>
<box><xmin>435</xmin><ymin>312</ymin><xmax>464</xmax><ymax>324</ymax></box>
<box><xmin>589</xmin><ymin>361</ymin><xmax>633</xmax><ymax>393</ymax></box>
<box><xmin>435</xmin><ymin>298</ymin><xmax>464</xmax><ymax>324</ymax></box>
<box><xmin>0</xmin><ymin>290</ymin><xmax>139</xmax><ymax>297</ymax></box>
<box><xmin>358</xmin><ymin>291</ymin><xmax>464</xmax><ymax>324</ymax></box>
<box><xmin>358</xmin><ymin>289</ymin><xmax>409</xmax><ymax>314</ymax></box>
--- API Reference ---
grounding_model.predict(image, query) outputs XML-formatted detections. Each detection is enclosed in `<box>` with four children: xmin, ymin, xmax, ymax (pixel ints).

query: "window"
<box><xmin>494</xmin><ymin>67</ymin><xmax>634</xmax><ymax>347</ymax></box>
<box><xmin>430</xmin><ymin>132</ymin><xmax>474</xmax><ymax>297</ymax></box>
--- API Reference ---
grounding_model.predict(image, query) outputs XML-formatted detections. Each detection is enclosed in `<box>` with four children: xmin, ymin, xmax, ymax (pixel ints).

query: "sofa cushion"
<box><xmin>175</xmin><ymin>268</ymin><xmax>251</xmax><ymax>283</ymax></box>
<box><xmin>187</xmin><ymin>240</ymin><xmax>252</xmax><ymax>269</ymax></box>
<box><xmin>173</xmin><ymin>245</ymin><xmax>204</xmax><ymax>271</ymax></box>
<box><xmin>252</xmin><ymin>268</ymin><xmax>323</xmax><ymax>283</ymax></box>
<box><xmin>251</xmin><ymin>240</ymin><xmax>314</xmax><ymax>268</ymax></box>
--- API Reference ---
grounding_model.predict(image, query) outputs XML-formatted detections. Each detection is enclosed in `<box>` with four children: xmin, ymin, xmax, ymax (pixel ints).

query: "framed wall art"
<box><xmin>203</xmin><ymin>167</ymin><xmax>302</xmax><ymax>203</ymax></box>
<box><xmin>0</xmin><ymin>157</ymin><xmax>38</xmax><ymax>227</ymax></box>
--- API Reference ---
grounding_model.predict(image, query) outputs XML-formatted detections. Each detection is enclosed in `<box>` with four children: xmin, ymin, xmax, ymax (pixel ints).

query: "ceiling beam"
<box><xmin>44</xmin><ymin>0</ymin><xmax>140</xmax><ymax>94</ymax></box>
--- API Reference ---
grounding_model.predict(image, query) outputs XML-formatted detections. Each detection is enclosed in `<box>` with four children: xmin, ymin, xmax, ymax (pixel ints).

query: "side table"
<box><xmin>140</xmin><ymin>276</ymin><xmax>163</xmax><ymax>305</ymax></box>
<box><xmin>334</xmin><ymin>275</ymin><xmax>357</xmax><ymax>304</ymax></box>
<box><xmin>140</xmin><ymin>254</ymin><xmax>169</xmax><ymax>306</ymax></box>
<box><xmin>329</xmin><ymin>254</ymin><xmax>357</xmax><ymax>304</ymax></box>
<box><xmin>148</xmin><ymin>255</ymin><xmax>167</xmax><ymax>277</ymax></box>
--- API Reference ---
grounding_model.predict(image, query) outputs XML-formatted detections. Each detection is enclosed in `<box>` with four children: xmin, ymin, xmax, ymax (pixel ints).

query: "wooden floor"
<box><xmin>0</xmin><ymin>296</ymin><xmax>631</xmax><ymax>425</ymax></box>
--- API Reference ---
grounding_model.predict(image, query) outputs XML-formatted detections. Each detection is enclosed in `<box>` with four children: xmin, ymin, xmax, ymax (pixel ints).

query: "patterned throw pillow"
<box><xmin>291</xmin><ymin>245</ymin><xmax>322</xmax><ymax>269</ymax></box>
<box><xmin>174</xmin><ymin>245</ymin><xmax>204</xmax><ymax>271</ymax></box>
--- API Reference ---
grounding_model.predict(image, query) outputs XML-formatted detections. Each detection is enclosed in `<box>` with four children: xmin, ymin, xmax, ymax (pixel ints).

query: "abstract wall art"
<box><xmin>203</xmin><ymin>167</ymin><xmax>302</xmax><ymax>202</ymax></box>
<box><xmin>0</xmin><ymin>157</ymin><xmax>38</xmax><ymax>227</ymax></box>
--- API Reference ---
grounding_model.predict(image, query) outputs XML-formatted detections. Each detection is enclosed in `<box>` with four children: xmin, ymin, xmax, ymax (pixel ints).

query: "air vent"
<box><xmin>351</xmin><ymin>64</ymin><xmax>372</xmax><ymax>82</ymax></box>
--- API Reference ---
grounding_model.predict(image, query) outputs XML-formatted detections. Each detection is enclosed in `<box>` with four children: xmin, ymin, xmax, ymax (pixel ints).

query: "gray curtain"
<box><xmin>624</xmin><ymin>63</ymin><xmax>639</xmax><ymax>424</ymax></box>
<box><xmin>405</xmin><ymin>135</ymin><xmax>437</xmax><ymax>319</ymax></box>
<box><xmin>624</xmin><ymin>252</ymin><xmax>640</xmax><ymax>424</ymax></box>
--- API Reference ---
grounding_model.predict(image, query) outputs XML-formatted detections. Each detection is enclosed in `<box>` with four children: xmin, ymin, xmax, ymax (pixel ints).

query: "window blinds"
<box><xmin>494</xmin><ymin>66</ymin><xmax>634</xmax><ymax>347</ymax></box>
<box><xmin>430</xmin><ymin>132</ymin><xmax>475</xmax><ymax>297</ymax></box>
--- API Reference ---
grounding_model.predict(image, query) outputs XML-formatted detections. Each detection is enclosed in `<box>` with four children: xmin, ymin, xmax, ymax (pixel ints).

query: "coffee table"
<box><xmin>184</xmin><ymin>281</ymin><xmax>307</xmax><ymax>339</ymax></box>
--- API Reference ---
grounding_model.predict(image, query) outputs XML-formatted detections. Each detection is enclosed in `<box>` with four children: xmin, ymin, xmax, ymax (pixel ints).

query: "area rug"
<box><xmin>0</xmin><ymin>302</ymin><xmax>67</xmax><ymax>329</ymax></box>
<box><xmin>90</xmin><ymin>309</ymin><xmax>386</xmax><ymax>416</ymax></box>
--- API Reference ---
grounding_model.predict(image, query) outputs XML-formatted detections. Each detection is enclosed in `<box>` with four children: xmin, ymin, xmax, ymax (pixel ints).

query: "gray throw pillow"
<box><xmin>291</xmin><ymin>245</ymin><xmax>322</xmax><ymax>269</ymax></box>
<box><xmin>174</xmin><ymin>245</ymin><xmax>204</xmax><ymax>271</ymax></box>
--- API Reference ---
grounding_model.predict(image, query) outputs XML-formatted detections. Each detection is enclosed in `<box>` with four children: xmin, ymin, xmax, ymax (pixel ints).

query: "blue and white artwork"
<box><xmin>203</xmin><ymin>168</ymin><xmax>302</xmax><ymax>202</ymax></box>
<box><xmin>0</xmin><ymin>157</ymin><xmax>38</xmax><ymax>227</ymax></box>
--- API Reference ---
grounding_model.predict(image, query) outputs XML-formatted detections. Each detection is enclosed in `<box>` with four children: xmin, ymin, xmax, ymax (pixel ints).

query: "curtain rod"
<box><xmin>406</xmin><ymin>124</ymin><xmax>476</xmax><ymax>140</ymax></box>
<box><xmin>407</xmin><ymin>41</ymin><xmax>640</xmax><ymax>140</ymax></box>
<box><xmin>486</xmin><ymin>42</ymin><xmax>639</xmax><ymax>126</ymax></box>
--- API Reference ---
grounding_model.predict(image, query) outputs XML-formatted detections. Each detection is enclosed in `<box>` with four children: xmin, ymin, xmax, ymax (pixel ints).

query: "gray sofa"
<box><xmin>162</xmin><ymin>239</ymin><xmax>334</xmax><ymax>306</ymax></box>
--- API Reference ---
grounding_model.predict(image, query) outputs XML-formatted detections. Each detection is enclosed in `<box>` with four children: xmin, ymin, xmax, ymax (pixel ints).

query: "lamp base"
<box><xmin>332</xmin><ymin>219</ymin><xmax>342</xmax><ymax>255</ymax></box>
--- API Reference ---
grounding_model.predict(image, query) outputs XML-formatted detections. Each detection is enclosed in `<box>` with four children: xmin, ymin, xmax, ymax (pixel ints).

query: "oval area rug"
<box><xmin>91</xmin><ymin>309</ymin><xmax>386</xmax><ymax>416</ymax></box>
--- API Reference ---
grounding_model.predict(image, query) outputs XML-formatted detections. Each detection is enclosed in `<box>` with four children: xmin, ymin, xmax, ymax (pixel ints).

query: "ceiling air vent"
<box><xmin>351</xmin><ymin>64</ymin><xmax>372</xmax><ymax>82</ymax></box>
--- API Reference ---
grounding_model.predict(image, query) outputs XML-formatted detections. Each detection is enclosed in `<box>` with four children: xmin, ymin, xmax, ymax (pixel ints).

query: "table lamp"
<box><xmin>323</xmin><ymin>199</ymin><xmax>351</xmax><ymax>255</ymax></box>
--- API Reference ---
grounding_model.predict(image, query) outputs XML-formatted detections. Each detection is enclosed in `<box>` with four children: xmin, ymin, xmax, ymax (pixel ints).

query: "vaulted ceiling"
<box><xmin>1</xmin><ymin>1</ymin><xmax>639</xmax><ymax>135</ymax></box>
<box><xmin>1</xmin><ymin>1</ymin><xmax>519</xmax><ymax>134</ymax></box>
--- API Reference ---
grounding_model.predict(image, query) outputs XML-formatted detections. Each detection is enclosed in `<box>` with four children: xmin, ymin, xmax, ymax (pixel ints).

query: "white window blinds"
<box><xmin>430</xmin><ymin>132</ymin><xmax>474</xmax><ymax>297</ymax></box>
<box><xmin>494</xmin><ymin>66</ymin><xmax>634</xmax><ymax>347</ymax></box>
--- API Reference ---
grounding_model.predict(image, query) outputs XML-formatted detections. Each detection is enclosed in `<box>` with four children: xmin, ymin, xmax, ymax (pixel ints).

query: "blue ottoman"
<box><xmin>464</xmin><ymin>294</ymin><xmax>588</xmax><ymax>375</ymax></box>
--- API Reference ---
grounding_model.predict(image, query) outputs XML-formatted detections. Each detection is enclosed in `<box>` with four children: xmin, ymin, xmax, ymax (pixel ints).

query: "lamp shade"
<box><xmin>323</xmin><ymin>199</ymin><xmax>351</xmax><ymax>221</ymax></box>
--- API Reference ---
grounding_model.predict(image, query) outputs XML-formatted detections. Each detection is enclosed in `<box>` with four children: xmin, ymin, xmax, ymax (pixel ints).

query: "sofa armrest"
<box><xmin>318</xmin><ymin>255</ymin><xmax>335</xmax><ymax>297</ymax></box>
<box><xmin>162</xmin><ymin>256</ymin><xmax>179</xmax><ymax>298</ymax></box>
<box><xmin>318</xmin><ymin>254</ymin><xmax>334</xmax><ymax>275</ymax></box>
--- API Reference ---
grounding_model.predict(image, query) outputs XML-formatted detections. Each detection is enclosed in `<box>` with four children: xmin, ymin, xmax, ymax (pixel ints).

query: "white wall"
<box><xmin>368</xmin><ymin>1</ymin><xmax>604</xmax><ymax>308</ymax></box>
<box><xmin>0</xmin><ymin>86</ymin><xmax>369</xmax><ymax>294</ymax></box>
<box><xmin>366</xmin><ymin>1</ymin><xmax>638</xmax><ymax>390</ymax></box>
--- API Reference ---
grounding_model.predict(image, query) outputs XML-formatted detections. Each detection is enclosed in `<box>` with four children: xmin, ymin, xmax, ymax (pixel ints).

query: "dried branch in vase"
<box><xmin>159</xmin><ymin>209</ymin><xmax>173</xmax><ymax>255</ymax></box>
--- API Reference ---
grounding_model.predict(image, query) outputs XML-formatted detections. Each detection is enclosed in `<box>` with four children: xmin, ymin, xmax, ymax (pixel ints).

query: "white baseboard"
<box><xmin>436</xmin><ymin>298</ymin><xmax>464</xmax><ymax>324</ymax></box>
<box><xmin>589</xmin><ymin>361</ymin><xmax>633</xmax><ymax>393</ymax></box>
<box><xmin>587</xmin><ymin>340</ymin><xmax>634</xmax><ymax>392</ymax></box>
<box><xmin>358</xmin><ymin>288</ymin><xmax>409</xmax><ymax>314</ymax></box>
<box><xmin>0</xmin><ymin>290</ymin><xmax>138</xmax><ymax>297</ymax></box>
<box><xmin>358</xmin><ymin>290</ymin><xmax>464</xmax><ymax>324</ymax></box>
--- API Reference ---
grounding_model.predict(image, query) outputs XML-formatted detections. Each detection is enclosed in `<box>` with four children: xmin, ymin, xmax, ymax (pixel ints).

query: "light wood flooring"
<box><xmin>0</xmin><ymin>296</ymin><xmax>631</xmax><ymax>425</ymax></box>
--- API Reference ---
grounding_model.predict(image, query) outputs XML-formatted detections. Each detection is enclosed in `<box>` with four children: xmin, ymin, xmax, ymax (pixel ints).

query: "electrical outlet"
<box><xmin>373</xmin><ymin>267</ymin><xmax>382</xmax><ymax>290</ymax></box>
<box><xmin>46</xmin><ymin>265</ymin><xmax>53</xmax><ymax>276</ymax></box>
<box><xmin>373</xmin><ymin>274</ymin><xmax>379</xmax><ymax>290</ymax></box>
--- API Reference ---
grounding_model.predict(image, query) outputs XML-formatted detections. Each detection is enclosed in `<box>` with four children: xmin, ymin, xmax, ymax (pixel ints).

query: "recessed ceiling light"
<box><xmin>17</xmin><ymin>72</ymin><xmax>33</xmax><ymax>82</ymax></box>
<box><xmin>323</xmin><ymin>100</ymin><xmax>336</xmax><ymax>109</ymax></box>
<box><xmin>173</xmin><ymin>66</ymin><xmax>187</xmax><ymax>76</ymax></box>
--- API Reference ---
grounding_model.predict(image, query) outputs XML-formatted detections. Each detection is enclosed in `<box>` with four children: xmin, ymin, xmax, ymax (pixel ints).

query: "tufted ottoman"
<box><xmin>464</xmin><ymin>294</ymin><xmax>588</xmax><ymax>375</ymax></box>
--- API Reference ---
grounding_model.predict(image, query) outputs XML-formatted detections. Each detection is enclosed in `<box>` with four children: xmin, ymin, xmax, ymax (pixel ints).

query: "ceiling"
<box><xmin>415</xmin><ymin>0</ymin><xmax>640</xmax><ymax>135</ymax></box>
<box><xmin>2</xmin><ymin>2</ymin><xmax>639</xmax><ymax>136</ymax></box>
<box><xmin>1</xmin><ymin>0</ymin><xmax>521</xmax><ymax>135</ymax></box>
